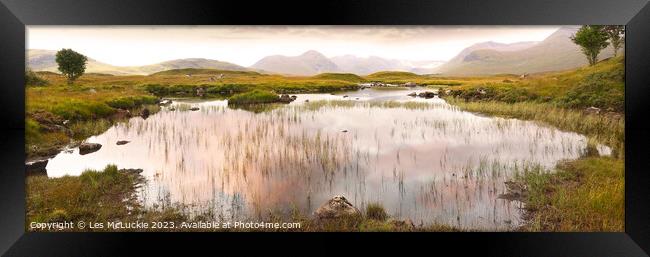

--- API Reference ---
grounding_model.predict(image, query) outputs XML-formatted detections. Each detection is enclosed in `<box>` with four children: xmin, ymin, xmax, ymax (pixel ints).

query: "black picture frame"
<box><xmin>1</xmin><ymin>0</ymin><xmax>649</xmax><ymax>256</ymax></box>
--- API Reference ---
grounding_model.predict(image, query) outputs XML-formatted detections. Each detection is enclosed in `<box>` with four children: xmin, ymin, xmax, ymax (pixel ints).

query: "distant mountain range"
<box><xmin>27</xmin><ymin>26</ymin><xmax>618</xmax><ymax>76</ymax></box>
<box><xmin>27</xmin><ymin>49</ymin><xmax>249</xmax><ymax>75</ymax></box>
<box><xmin>433</xmin><ymin>26</ymin><xmax>616</xmax><ymax>75</ymax></box>
<box><xmin>27</xmin><ymin>49</ymin><xmax>444</xmax><ymax>76</ymax></box>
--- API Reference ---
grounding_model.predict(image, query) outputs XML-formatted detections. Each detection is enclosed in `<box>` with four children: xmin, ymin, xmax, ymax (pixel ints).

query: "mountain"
<box><xmin>434</xmin><ymin>26</ymin><xmax>616</xmax><ymax>76</ymax></box>
<box><xmin>250</xmin><ymin>50</ymin><xmax>340</xmax><ymax>76</ymax></box>
<box><xmin>330</xmin><ymin>55</ymin><xmax>444</xmax><ymax>75</ymax></box>
<box><xmin>27</xmin><ymin>49</ymin><xmax>249</xmax><ymax>75</ymax></box>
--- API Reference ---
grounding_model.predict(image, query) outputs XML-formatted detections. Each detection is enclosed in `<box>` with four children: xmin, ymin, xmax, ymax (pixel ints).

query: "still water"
<box><xmin>45</xmin><ymin>87</ymin><xmax>609</xmax><ymax>230</ymax></box>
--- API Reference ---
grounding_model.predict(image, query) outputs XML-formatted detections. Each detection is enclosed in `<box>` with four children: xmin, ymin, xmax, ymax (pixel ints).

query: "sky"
<box><xmin>27</xmin><ymin>26</ymin><xmax>561</xmax><ymax>67</ymax></box>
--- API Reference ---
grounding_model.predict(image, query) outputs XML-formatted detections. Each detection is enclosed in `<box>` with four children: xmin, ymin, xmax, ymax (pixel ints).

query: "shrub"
<box><xmin>366</xmin><ymin>203</ymin><xmax>388</xmax><ymax>221</ymax></box>
<box><xmin>25</xmin><ymin>70</ymin><xmax>49</xmax><ymax>86</ymax></box>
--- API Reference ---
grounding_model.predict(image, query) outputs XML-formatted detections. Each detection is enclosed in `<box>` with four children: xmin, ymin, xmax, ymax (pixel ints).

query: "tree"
<box><xmin>55</xmin><ymin>49</ymin><xmax>87</xmax><ymax>84</ymax></box>
<box><xmin>603</xmin><ymin>25</ymin><xmax>625</xmax><ymax>57</ymax></box>
<box><xmin>571</xmin><ymin>25</ymin><xmax>609</xmax><ymax>66</ymax></box>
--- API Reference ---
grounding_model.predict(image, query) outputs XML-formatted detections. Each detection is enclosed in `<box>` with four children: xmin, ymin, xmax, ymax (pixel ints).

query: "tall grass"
<box><xmin>521</xmin><ymin>157</ymin><xmax>624</xmax><ymax>232</ymax></box>
<box><xmin>447</xmin><ymin>99</ymin><xmax>624</xmax><ymax>158</ymax></box>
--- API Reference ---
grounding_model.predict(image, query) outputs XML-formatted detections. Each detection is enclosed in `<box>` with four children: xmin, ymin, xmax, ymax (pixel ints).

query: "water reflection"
<box><xmin>45</xmin><ymin>88</ymin><xmax>609</xmax><ymax>230</ymax></box>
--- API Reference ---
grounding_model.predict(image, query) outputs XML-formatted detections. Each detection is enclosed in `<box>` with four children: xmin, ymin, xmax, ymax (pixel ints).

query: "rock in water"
<box><xmin>26</xmin><ymin>159</ymin><xmax>48</xmax><ymax>176</ymax></box>
<box><xmin>314</xmin><ymin>195</ymin><xmax>361</xmax><ymax>220</ymax></box>
<box><xmin>189</xmin><ymin>107</ymin><xmax>200</xmax><ymax>111</ymax></box>
<box><xmin>140</xmin><ymin>108</ymin><xmax>150</xmax><ymax>119</ymax></box>
<box><xmin>118</xmin><ymin>168</ymin><xmax>143</xmax><ymax>174</ymax></box>
<box><xmin>116</xmin><ymin>140</ymin><xmax>130</xmax><ymax>145</ymax></box>
<box><xmin>79</xmin><ymin>143</ymin><xmax>102</xmax><ymax>155</ymax></box>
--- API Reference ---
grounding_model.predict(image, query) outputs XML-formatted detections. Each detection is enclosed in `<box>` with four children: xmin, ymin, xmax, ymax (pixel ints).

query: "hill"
<box><xmin>435</xmin><ymin>26</ymin><xmax>616</xmax><ymax>76</ymax></box>
<box><xmin>251</xmin><ymin>50</ymin><xmax>340</xmax><ymax>76</ymax></box>
<box><xmin>311</xmin><ymin>73</ymin><xmax>366</xmax><ymax>82</ymax></box>
<box><xmin>27</xmin><ymin>49</ymin><xmax>249</xmax><ymax>75</ymax></box>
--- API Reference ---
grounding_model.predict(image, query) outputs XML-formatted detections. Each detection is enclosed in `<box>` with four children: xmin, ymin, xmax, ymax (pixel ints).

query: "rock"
<box><xmin>196</xmin><ymin>87</ymin><xmax>206</xmax><ymax>97</ymax></box>
<box><xmin>79</xmin><ymin>143</ymin><xmax>102</xmax><ymax>155</ymax></box>
<box><xmin>140</xmin><ymin>108</ymin><xmax>150</xmax><ymax>119</ymax></box>
<box><xmin>498</xmin><ymin>181</ymin><xmax>528</xmax><ymax>201</ymax></box>
<box><xmin>159</xmin><ymin>99</ymin><xmax>172</xmax><ymax>106</ymax></box>
<box><xmin>343</xmin><ymin>95</ymin><xmax>349</xmax><ymax>98</ymax></box>
<box><xmin>290</xmin><ymin>95</ymin><xmax>298</xmax><ymax>100</ymax></box>
<box><xmin>116</xmin><ymin>140</ymin><xmax>130</xmax><ymax>145</ymax></box>
<box><xmin>314</xmin><ymin>195</ymin><xmax>361</xmax><ymax>220</ymax></box>
<box><xmin>585</xmin><ymin>106</ymin><xmax>601</xmax><ymax>114</ymax></box>
<box><xmin>341</xmin><ymin>130</ymin><xmax>348</xmax><ymax>133</ymax></box>
<box><xmin>168</xmin><ymin>107</ymin><xmax>176</xmax><ymax>111</ymax></box>
<box><xmin>418</xmin><ymin>91</ymin><xmax>436</xmax><ymax>98</ymax></box>
<box><xmin>520</xmin><ymin>73</ymin><xmax>529</xmax><ymax>79</ymax></box>
<box><xmin>88</xmin><ymin>88</ymin><xmax>97</xmax><ymax>94</ymax></box>
<box><xmin>112</xmin><ymin>109</ymin><xmax>132</xmax><ymax>120</ymax></box>
<box><xmin>26</xmin><ymin>159</ymin><xmax>48</xmax><ymax>176</ymax></box>
<box><xmin>305</xmin><ymin>99</ymin><xmax>309</xmax><ymax>102</ymax></box>
<box><xmin>189</xmin><ymin>107</ymin><xmax>200</xmax><ymax>111</ymax></box>
<box><xmin>407</xmin><ymin>92</ymin><xmax>417</xmax><ymax>97</ymax></box>
<box><xmin>279</xmin><ymin>94</ymin><xmax>295</xmax><ymax>103</ymax></box>
<box><xmin>118</xmin><ymin>168</ymin><xmax>143</xmax><ymax>174</ymax></box>
<box><xmin>403</xmin><ymin>82</ymin><xmax>417</xmax><ymax>87</ymax></box>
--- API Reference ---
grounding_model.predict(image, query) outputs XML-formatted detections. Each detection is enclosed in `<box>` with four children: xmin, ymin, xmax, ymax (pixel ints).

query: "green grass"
<box><xmin>520</xmin><ymin>157</ymin><xmax>624</xmax><ymax>232</ymax></box>
<box><xmin>228</xmin><ymin>90</ymin><xmax>280</xmax><ymax>105</ymax></box>
<box><xmin>311</xmin><ymin>73</ymin><xmax>366</xmax><ymax>82</ymax></box>
<box><xmin>27</xmin><ymin>165</ymin><xmax>143</xmax><ymax>224</ymax></box>
<box><xmin>445</xmin><ymin>56</ymin><xmax>625</xmax><ymax>112</ymax></box>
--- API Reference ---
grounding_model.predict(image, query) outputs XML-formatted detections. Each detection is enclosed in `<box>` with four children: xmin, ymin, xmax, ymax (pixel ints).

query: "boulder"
<box><xmin>116</xmin><ymin>140</ymin><xmax>130</xmax><ymax>145</ymax></box>
<box><xmin>189</xmin><ymin>107</ymin><xmax>200</xmax><ymax>111</ymax></box>
<box><xmin>140</xmin><ymin>108</ymin><xmax>150</xmax><ymax>119</ymax></box>
<box><xmin>26</xmin><ymin>159</ymin><xmax>48</xmax><ymax>176</ymax></box>
<box><xmin>403</xmin><ymin>82</ymin><xmax>417</xmax><ymax>87</ymax></box>
<box><xmin>585</xmin><ymin>106</ymin><xmax>601</xmax><ymax>114</ymax></box>
<box><xmin>418</xmin><ymin>91</ymin><xmax>436</xmax><ymax>98</ymax></box>
<box><xmin>279</xmin><ymin>94</ymin><xmax>295</xmax><ymax>103</ymax></box>
<box><xmin>79</xmin><ymin>143</ymin><xmax>102</xmax><ymax>155</ymax></box>
<box><xmin>407</xmin><ymin>92</ymin><xmax>417</xmax><ymax>97</ymax></box>
<box><xmin>314</xmin><ymin>195</ymin><xmax>361</xmax><ymax>220</ymax></box>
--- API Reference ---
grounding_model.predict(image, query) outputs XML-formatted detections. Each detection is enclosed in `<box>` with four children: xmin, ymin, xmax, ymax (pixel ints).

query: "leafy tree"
<box><xmin>603</xmin><ymin>25</ymin><xmax>625</xmax><ymax>57</ymax></box>
<box><xmin>55</xmin><ymin>49</ymin><xmax>87</xmax><ymax>84</ymax></box>
<box><xmin>571</xmin><ymin>25</ymin><xmax>610</xmax><ymax>66</ymax></box>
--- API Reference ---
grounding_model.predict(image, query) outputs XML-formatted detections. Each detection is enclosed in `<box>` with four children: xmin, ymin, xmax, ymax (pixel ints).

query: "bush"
<box><xmin>25</xmin><ymin>70</ymin><xmax>49</xmax><ymax>86</ymax></box>
<box><xmin>366</xmin><ymin>203</ymin><xmax>388</xmax><ymax>221</ymax></box>
<box><xmin>556</xmin><ymin>73</ymin><xmax>624</xmax><ymax>111</ymax></box>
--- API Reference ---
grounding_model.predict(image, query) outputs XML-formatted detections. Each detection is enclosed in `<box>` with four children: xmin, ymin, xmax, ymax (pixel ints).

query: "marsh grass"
<box><xmin>520</xmin><ymin>157</ymin><xmax>624</xmax><ymax>232</ymax></box>
<box><xmin>228</xmin><ymin>90</ymin><xmax>280</xmax><ymax>105</ymax></box>
<box><xmin>447</xmin><ymin>99</ymin><xmax>624</xmax><ymax>158</ymax></box>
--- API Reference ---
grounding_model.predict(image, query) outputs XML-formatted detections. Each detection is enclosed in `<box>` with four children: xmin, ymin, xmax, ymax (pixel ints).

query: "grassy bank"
<box><xmin>27</xmin><ymin>165</ymin><xmax>193</xmax><ymax>231</ymax></box>
<box><xmin>519</xmin><ymin>157</ymin><xmax>624</xmax><ymax>232</ymax></box>
<box><xmin>227</xmin><ymin>90</ymin><xmax>282</xmax><ymax>105</ymax></box>
<box><xmin>444</xmin><ymin>56</ymin><xmax>624</xmax><ymax>112</ymax></box>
